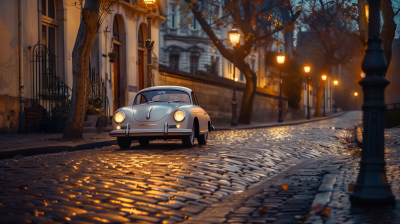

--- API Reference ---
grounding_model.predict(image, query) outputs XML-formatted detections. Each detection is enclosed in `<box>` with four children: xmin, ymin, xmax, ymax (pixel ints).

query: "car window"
<box><xmin>191</xmin><ymin>92</ymin><xmax>199</xmax><ymax>106</ymax></box>
<box><xmin>133</xmin><ymin>90</ymin><xmax>190</xmax><ymax>105</ymax></box>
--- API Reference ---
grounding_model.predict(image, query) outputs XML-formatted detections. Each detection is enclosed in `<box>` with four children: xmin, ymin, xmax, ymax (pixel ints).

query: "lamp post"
<box><xmin>229</xmin><ymin>26</ymin><xmax>241</xmax><ymax>126</ymax></box>
<box><xmin>304</xmin><ymin>62</ymin><xmax>311</xmax><ymax>119</ymax></box>
<box><xmin>349</xmin><ymin>0</ymin><xmax>395</xmax><ymax>206</ymax></box>
<box><xmin>333</xmin><ymin>80</ymin><xmax>338</xmax><ymax>113</ymax></box>
<box><xmin>321</xmin><ymin>75</ymin><xmax>327</xmax><ymax>116</ymax></box>
<box><xmin>354</xmin><ymin>91</ymin><xmax>358</xmax><ymax>110</ymax></box>
<box><xmin>144</xmin><ymin>0</ymin><xmax>156</xmax><ymax>87</ymax></box>
<box><xmin>277</xmin><ymin>47</ymin><xmax>285</xmax><ymax>123</ymax></box>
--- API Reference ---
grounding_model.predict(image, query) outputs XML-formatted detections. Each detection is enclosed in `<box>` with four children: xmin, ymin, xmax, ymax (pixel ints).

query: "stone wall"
<box><xmin>159</xmin><ymin>65</ymin><xmax>289</xmax><ymax>124</ymax></box>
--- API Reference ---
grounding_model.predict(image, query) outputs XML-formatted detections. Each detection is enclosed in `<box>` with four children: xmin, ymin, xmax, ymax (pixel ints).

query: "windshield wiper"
<box><xmin>147</xmin><ymin>100</ymin><xmax>167</xmax><ymax>104</ymax></box>
<box><xmin>168</xmin><ymin>100</ymin><xmax>184</xmax><ymax>103</ymax></box>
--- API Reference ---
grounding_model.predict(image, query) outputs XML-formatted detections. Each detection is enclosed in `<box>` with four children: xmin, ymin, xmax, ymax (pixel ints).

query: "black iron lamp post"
<box><xmin>304</xmin><ymin>62</ymin><xmax>311</xmax><ymax>119</ymax></box>
<box><xmin>349</xmin><ymin>0</ymin><xmax>395</xmax><ymax>206</ymax></box>
<box><xmin>229</xmin><ymin>26</ymin><xmax>241</xmax><ymax>126</ymax></box>
<box><xmin>354</xmin><ymin>91</ymin><xmax>358</xmax><ymax>110</ymax></box>
<box><xmin>333</xmin><ymin>79</ymin><xmax>338</xmax><ymax>113</ymax></box>
<box><xmin>322</xmin><ymin>74</ymin><xmax>327</xmax><ymax>116</ymax></box>
<box><xmin>144</xmin><ymin>0</ymin><xmax>156</xmax><ymax>87</ymax></box>
<box><xmin>277</xmin><ymin>47</ymin><xmax>285</xmax><ymax>123</ymax></box>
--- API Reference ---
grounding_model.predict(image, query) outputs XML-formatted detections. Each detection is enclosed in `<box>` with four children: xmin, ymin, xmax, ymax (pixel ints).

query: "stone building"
<box><xmin>0</xmin><ymin>0</ymin><xmax>165</xmax><ymax>133</ymax></box>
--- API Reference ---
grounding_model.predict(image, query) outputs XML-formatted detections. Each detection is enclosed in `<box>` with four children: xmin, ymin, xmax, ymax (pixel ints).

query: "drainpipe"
<box><xmin>18</xmin><ymin>0</ymin><xmax>25</xmax><ymax>133</ymax></box>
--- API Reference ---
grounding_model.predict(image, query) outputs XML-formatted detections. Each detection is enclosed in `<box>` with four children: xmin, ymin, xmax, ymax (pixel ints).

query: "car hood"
<box><xmin>132</xmin><ymin>103</ymin><xmax>182</xmax><ymax>122</ymax></box>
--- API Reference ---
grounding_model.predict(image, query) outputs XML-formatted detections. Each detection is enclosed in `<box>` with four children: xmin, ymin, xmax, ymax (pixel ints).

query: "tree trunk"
<box><xmin>314</xmin><ymin>58</ymin><xmax>331</xmax><ymax>117</ymax></box>
<box><xmin>381</xmin><ymin>0</ymin><xmax>396</xmax><ymax>70</ymax></box>
<box><xmin>238</xmin><ymin>68</ymin><xmax>257</xmax><ymax>124</ymax></box>
<box><xmin>63</xmin><ymin>1</ymin><xmax>100</xmax><ymax>139</ymax></box>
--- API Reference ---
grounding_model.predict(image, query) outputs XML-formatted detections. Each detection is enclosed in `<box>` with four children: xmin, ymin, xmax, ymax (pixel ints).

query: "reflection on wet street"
<box><xmin>0</xmin><ymin>112</ymin><xmax>362</xmax><ymax>223</ymax></box>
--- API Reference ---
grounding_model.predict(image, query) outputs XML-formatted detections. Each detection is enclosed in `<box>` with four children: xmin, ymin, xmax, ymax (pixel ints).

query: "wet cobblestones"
<box><xmin>0</xmin><ymin>112</ymin><xmax>362</xmax><ymax>223</ymax></box>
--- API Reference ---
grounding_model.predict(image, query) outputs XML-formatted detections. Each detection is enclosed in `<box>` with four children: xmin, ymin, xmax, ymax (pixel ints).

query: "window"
<box><xmin>190</xmin><ymin>55</ymin><xmax>198</xmax><ymax>74</ymax></box>
<box><xmin>170</xmin><ymin>5</ymin><xmax>176</xmax><ymax>28</ymax></box>
<box><xmin>133</xmin><ymin>90</ymin><xmax>190</xmax><ymax>105</ymax></box>
<box><xmin>169</xmin><ymin>55</ymin><xmax>179</xmax><ymax>70</ymax></box>
<box><xmin>42</xmin><ymin>0</ymin><xmax>56</xmax><ymax>54</ymax></box>
<box><xmin>138</xmin><ymin>26</ymin><xmax>144</xmax><ymax>47</ymax></box>
<box><xmin>191</xmin><ymin>92</ymin><xmax>199</xmax><ymax>105</ymax></box>
<box><xmin>192</xmin><ymin>17</ymin><xmax>197</xmax><ymax>30</ymax></box>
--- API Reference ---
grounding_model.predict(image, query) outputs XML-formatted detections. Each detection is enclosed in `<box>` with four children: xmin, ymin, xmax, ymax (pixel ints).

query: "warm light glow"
<box><xmin>234</xmin><ymin>77</ymin><xmax>238</xmax><ymax>81</ymax></box>
<box><xmin>333</xmin><ymin>80</ymin><xmax>338</xmax><ymax>85</ymax></box>
<box><xmin>304</xmin><ymin>61</ymin><xmax>311</xmax><ymax>73</ymax></box>
<box><xmin>114</xmin><ymin>111</ymin><xmax>126</xmax><ymax>124</ymax></box>
<box><xmin>144</xmin><ymin>0</ymin><xmax>156</xmax><ymax>6</ymax></box>
<box><xmin>361</xmin><ymin>72</ymin><xmax>366</xmax><ymax>78</ymax></box>
<box><xmin>322</xmin><ymin>75</ymin><xmax>327</xmax><ymax>81</ymax></box>
<box><xmin>229</xmin><ymin>27</ymin><xmax>241</xmax><ymax>46</ymax></box>
<box><xmin>277</xmin><ymin>48</ymin><xmax>285</xmax><ymax>64</ymax></box>
<box><xmin>176</xmin><ymin>124</ymin><xmax>180</xmax><ymax>128</ymax></box>
<box><xmin>117</xmin><ymin>126</ymin><xmax>121</xmax><ymax>130</ymax></box>
<box><xmin>173</xmin><ymin>110</ymin><xmax>185</xmax><ymax>122</ymax></box>
<box><xmin>354</xmin><ymin>92</ymin><xmax>358</xmax><ymax>96</ymax></box>
<box><xmin>365</xmin><ymin>4</ymin><xmax>369</xmax><ymax>20</ymax></box>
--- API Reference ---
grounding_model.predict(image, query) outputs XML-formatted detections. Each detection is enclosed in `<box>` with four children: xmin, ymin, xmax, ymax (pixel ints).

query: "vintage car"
<box><xmin>109</xmin><ymin>86</ymin><xmax>213</xmax><ymax>148</ymax></box>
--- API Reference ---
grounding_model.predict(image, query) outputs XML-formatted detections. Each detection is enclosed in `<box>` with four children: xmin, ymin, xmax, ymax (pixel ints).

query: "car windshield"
<box><xmin>133</xmin><ymin>90</ymin><xmax>191</xmax><ymax>105</ymax></box>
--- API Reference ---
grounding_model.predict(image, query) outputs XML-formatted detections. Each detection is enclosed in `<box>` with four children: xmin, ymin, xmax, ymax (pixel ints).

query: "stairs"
<box><xmin>83</xmin><ymin>115</ymin><xmax>112</xmax><ymax>133</ymax></box>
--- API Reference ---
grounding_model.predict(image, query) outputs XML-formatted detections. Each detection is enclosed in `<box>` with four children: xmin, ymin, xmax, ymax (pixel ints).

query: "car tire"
<box><xmin>139</xmin><ymin>139</ymin><xmax>150</xmax><ymax>146</ymax></box>
<box><xmin>182</xmin><ymin>123</ymin><xmax>195</xmax><ymax>147</ymax></box>
<box><xmin>117</xmin><ymin>137</ymin><xmax>132</xmax><ymax>149</ymax></box>
<box><xmin>198</xmin><ymin>132</ymin><xmax>208</xmax><ymax>145</ymax></box>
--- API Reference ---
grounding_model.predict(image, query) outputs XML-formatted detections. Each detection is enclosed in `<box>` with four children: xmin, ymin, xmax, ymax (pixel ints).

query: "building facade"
<box><xmin>0</xmin><ymin>0</ymin><xmax>165</xmax><ymax>133</ymax></box>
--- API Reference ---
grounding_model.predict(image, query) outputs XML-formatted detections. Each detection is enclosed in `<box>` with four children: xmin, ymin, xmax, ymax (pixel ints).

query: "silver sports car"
<box><xmin>109</xmin><ymin>86</ymin><xmax>213</xmax><ymax>148</ymax></box>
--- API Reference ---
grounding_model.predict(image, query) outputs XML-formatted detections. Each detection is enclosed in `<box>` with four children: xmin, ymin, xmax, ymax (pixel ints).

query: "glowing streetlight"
<box><xmin>334</xmin><ymin>79</ymin><xmax>338</xmax><ymax>113</ymax></box>
<box><xmin>304</xmin><ymin>61</ymin><xmax>311</xmax><ymax>119</ymax></box>
<box><xmin>322</xmin><ymin>74</ymin><xmax>327</xmax><ymax>81</ymax></box>
<box><xmin>229</xmin><ymin>25</ymin><xmax>241</xmax><ymax>126</ymax></box>
<box><xmin>144</xmin><ymin>0</ymin><xmax>156</xmax><ymax>11</ymax></box>
<box><xmin>304</xmin><ymin>61</ymin><xmax>311</xmax><ymax>73</ymax></box>
<box><xmin>144</xmin><ymin>0</ymin><xmax>156</xmax><ymax>87</ymax></box>
<box><xmin>361</xmin><ymin>72</ymin><xmax>366</xmax><ymax>78</ymax></box>
<box><xmin>333</xmin><ymin>80</ymin><xmax>338</xmax><ymax>85</ymax></box>
<box><xmin>277</xmin><ymin>47</ymin><xmax>285</xmax><ymax>123</ymax></box>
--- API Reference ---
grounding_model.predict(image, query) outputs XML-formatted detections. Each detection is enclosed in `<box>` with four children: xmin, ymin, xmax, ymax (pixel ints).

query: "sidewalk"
<box><xmin>0</xmin><ymin>112</ymin><xmax>346</xmax><ymax>160</ymax></box>
<box><xmin>0</xmin><ymin>132</ymin><xmax>117</xmax><ymax>160</ymax></box>
<box><xmin>214</xmin><ymin>112</ymin><xmax>346</xmax><ymax>131</ymax></box>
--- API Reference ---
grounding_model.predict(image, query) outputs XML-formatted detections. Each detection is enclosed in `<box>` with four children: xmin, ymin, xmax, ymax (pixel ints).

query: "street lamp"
<box><xmin>321</xmin><ymin>75</ymin><xmax>327</xmax><ymax>116</ymax></box>
<box><xmin>229</xmin><ymin>26</ymin><xmax>241</xmax><ymax>126</ymax></box>
<box><xmin>333</xmin><ymin>80</ymin><xmax>338</xmax><ymax>113</ymax></box>
<box><xmin>144</xmin><ymin>0</ymin><xmax>156</xmax><ymax>87</ymax></box>
<box><xmin>350</xmin><ymin>0</ymin><xmax>395</xmax><ymax>206</ymax></box>
<box><xmin>277</xmin><ymin>47</ymin><xmax>285</xmax><ymax>123</ymax></box>
<box><xmin>304</xmin><ymin>61</ymin><xmax>311</xmax><ymax>119</ymax></box>
<box><xmin>361</xmin><ymin>72</ymin><xmax>366</xmax><ymax>78</ymax></box>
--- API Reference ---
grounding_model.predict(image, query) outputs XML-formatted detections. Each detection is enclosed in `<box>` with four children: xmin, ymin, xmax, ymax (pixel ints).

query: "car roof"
<box><xmin>137</xmin><ymin>86</ymin><xmax>193</xmax><ymax>94</ymax></box>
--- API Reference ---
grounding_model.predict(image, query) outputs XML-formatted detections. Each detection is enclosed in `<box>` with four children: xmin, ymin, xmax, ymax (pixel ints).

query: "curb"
<box><xmin>0</xmin><ymin>140</ymin><xmax>118</xmax><ymax>160</ymax></box>
<box><xmin>214</xmin><ymin>111</ymin><xmax>347</xmax><ymax>131</ymax></box>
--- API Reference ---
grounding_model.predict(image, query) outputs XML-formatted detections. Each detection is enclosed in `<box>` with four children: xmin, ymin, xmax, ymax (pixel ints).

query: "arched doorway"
<box><xmin>138</xmin><ymin>25</ymin><xmax>145</xmax><ymax>91</ymax></box>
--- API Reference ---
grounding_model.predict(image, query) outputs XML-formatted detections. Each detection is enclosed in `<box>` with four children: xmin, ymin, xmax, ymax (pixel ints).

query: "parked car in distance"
<box><xmin>109</xmin><ymin>86</ymin><xmax>213</xmax><ymax>148</ymax></box>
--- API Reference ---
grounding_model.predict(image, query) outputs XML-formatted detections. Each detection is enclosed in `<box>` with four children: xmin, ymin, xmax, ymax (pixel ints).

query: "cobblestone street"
<box><xmin>0</xmin><ymin>112</ymin><xmax>362</xmax><ymax>223</ymax></box>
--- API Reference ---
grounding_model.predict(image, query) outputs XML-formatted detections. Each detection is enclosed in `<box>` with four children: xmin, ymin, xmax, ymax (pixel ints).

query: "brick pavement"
<box><xmin>0</xmin><ymin>112</ymin><xmax>362</xmax><ymax>223</ymax></box>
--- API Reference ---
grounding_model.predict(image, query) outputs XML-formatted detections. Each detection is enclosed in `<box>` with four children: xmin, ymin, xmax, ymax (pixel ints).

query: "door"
<box><xmin>138</xmin><ymin>51</ymin><xmax>144</xmax><ymax>90</ymax></box>
<box><xmin>113</xmin><ymin>45</ymin><xmax>120</xmax><ymax>111</ymax></box>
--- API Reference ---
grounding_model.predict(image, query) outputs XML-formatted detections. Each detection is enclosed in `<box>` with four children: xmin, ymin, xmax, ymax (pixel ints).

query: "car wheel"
<box><xmin>198</xmin><ymin>132</ymin><xmax>208</xmax><ymax>145</ymax></box>
<box><xmin>139</xmin><ymin>139</ymin><xmax>150</xmax><ymax>146</ymax></box>
<box><xmin>182</xmin><ymin>123</ymin><xmax>195</xmax><ymax>147</ymax></box>
<box><xmin>117</xmin><ymin>137</ymin><xmax>132</xmax><ymax>149</ymax></box>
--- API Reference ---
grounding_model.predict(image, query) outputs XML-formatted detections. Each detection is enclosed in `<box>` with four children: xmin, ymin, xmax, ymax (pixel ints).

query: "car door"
<box><xmin>191</xmin><ymin>92</ymin><xmax>209</xmax><ymax>134</ymax></box>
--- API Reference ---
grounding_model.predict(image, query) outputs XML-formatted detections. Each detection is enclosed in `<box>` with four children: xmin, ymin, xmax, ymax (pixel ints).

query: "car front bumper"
<box><xmin>109</xmin><ymin>128</ymin><xmax>192</xmax><ymax>138</ymax></box>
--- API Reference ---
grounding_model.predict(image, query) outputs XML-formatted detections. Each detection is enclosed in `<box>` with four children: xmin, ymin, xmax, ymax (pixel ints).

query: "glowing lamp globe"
<box><xmin>229</xmin><ymin>27</ymin><xmax>241</xmax><ymax>46</ymax></box>
<box><xmin>277</xmin><ymin>48</ymin><xmax>285</xmax><ymax>65</ymax></box>
<box><xmin>361</xmin><ymin>72</ymin><xmax>366</xmax><ymax>78</ymax></box>
<box><xmin>334</xmin><ymin>80</ymin><xmax>338</xmax><ymax>85</ymax></box>
<box><xmin>355</xmin><ymin>92</ymin><xmax>358</xmax><ymax>96</ymax></box>
<box><xmin>304</xmin><ymin>62</ymin><xmax>311</xmax><ymax>73</ymax></box>
<box><xmin>322</xmin><ymin>75</ymin><xmax>327</xmax><ymax>81</ymax></box>
<box><xmin>144</xmin><ymin>0</ymin><xmax>156</xmax><ymax>6</ymax></box>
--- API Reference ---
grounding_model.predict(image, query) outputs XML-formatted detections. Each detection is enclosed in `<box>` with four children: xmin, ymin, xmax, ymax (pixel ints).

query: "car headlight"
<box><xmin>114</xmin><ymin>111</ymin><xmax>126</xmax><ymax>124</ymax></box>
<box><xmin>173</xmin><ymin>110</ymin><xmax>185</xmax><ymax>122</ymax></box>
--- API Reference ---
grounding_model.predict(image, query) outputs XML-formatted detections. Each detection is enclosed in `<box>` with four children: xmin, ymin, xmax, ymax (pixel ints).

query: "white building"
<box><xmin>0</xmin><ymin>0</ymin><xmax>165</xmax><ymax>133</ymax></box>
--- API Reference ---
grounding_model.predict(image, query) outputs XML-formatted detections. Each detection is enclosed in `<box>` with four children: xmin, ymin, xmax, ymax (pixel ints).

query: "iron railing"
<box><xmin>31</xmin><ymin>44</ymin><xmax>71</xmax><ymax>118</ymax></box>
<box><xmin>89</xmin><ymin>62</ymin><xmax>110</xmax><ymax>119</ymax></box>
<box><xmin>387</xmin><ymin>102</ymin><xmax>400</xmax><ymax>111</ymax></box>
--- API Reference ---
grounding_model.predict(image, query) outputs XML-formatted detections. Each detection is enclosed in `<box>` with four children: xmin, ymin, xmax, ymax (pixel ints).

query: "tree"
<box><xmin>300</xmin><ymin>0</ymin><xmax>358</xmax><ymax>117</ymax></box>
<box><xmin>356</xmin><ymin>0</ymin><xmax>399</xmax><ymax>70</ymax></box>
<box><xmin>180</xmin><ymin>0</ymin><xmax>302</xmax><ymax>124</ymax></box>
<box><xmin>63</xmin><ymin>0</ymin><xmax>117</xmax><ymax>139</ymax></box>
